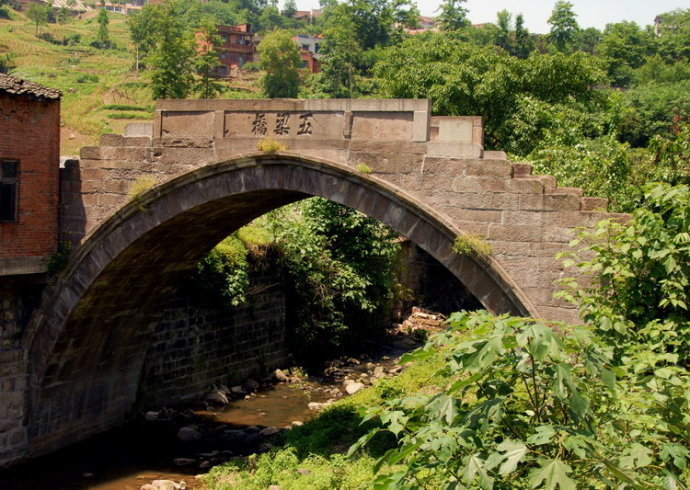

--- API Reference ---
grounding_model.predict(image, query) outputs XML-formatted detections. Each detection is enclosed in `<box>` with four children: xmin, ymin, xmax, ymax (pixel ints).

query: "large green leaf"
<box><xmin>485</xmin><ymin>439</ymin><xmax>528</xmax><ymax>475</ymax></box>
<box><xmin>528</xmin><ymin>458</ymin><xmax>577</xmax><ymax>490</ymax></box>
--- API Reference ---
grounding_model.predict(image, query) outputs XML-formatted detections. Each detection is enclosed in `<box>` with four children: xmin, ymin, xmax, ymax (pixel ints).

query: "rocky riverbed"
<box><xmin>0</xmin><ymin>308</ymin><xmax>446</xmax><ymax>490</ymax></box>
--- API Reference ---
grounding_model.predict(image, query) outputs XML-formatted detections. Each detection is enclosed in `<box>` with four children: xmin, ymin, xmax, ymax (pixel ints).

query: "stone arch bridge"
<box><xmin>1</xmin><ymin>99</ymin><xmax>623</xmax><ymax>465</ymax></box>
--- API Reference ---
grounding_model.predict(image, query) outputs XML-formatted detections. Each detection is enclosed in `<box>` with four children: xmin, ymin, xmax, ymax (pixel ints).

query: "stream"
<box><xmin>0</xmin><ymin>309</ymin><xmax>444</xmax><ymax>490</ymax></box>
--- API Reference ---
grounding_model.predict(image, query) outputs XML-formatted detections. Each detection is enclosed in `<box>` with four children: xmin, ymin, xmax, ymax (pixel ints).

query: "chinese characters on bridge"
<box><xmin>251</xmin><ymin>112</ymin><xmax>314</xmax><ymax>137</ymax></box>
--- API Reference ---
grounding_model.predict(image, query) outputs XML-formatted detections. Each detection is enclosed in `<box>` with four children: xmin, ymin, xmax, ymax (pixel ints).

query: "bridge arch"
<box><xmin>23</xmin><ymin>152</ymin><xmax>535</xmax><ymax>454</ymax></box>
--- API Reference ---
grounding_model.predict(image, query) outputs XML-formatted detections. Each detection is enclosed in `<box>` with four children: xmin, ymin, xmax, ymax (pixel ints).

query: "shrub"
<box><xmin>75</xmin><ymin>73</ymin><xmax>99</xmax><ymax>83</ymax></box>
<box><xmin>192</xmin><ymin>234</ymin><xmax>250</xmax><ymax>308</ymax></box>
<box><xmin>453</xmin><ymin>233</ymin><xmax>493</xmax><ymax>258</ymax></box>
<box><xmin>356</xmin><ymin>163</ymin><xmax>373</xmax><ymax>174</ymax></box>
<box><xmin>352</xmin><ymin>310</ymin><xmax>690</xmax><ymax>488</ymax></box>
<box><xmin>257</xmin><ymin>137</ymin><xmax>288</xmax><ymax>152</ymax></box>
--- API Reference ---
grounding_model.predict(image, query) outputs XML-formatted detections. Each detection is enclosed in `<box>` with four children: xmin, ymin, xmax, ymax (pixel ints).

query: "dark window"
<box><xmin>0</xmin><ymin>159</ymin><xmax>18</xmax><ymax>222</ymax></box>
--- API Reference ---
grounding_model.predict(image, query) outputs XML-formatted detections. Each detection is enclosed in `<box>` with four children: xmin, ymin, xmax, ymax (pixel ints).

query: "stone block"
<box><xmin>412</xmin><ymin>110</ymin><xmax>430</xmax><ymax>142</ymax></box>
<box><xmin>543</xmin><ymin>194</ymin><xmax>581</xmax><ymax>211</ymax></box>
<box><xmin>581</xmin><ymin>197</ymin><xmax>608</xmax><ymax>211</ymax></box>
<box><xmin>99</xmin><ymin>134</ymin><xmax>125</xmax><ymax>147</ymax></box>
<box><xmin>511</xmin><ymin>162</ymin><xmax>532</xmax><ymax>176</ymax></box>
<box><xmin>483</xmin><ymin>151</ymin><xmax>506</xmax><ymax>160</ymax></box>
<box><xmin>427</xmin><ymin>142</ymin><xmax>483</xmax><ymax>158</ymax></box>
<box><xmin>553</xmin><ymin>186</ymin><xmax>583</xmax><ymax>197</ymax></box>
<box><xmin>452</xmin><ymin>208</ymin><xmax>502</xmax><ymax>223</ymax></box>
<box><xmin>352</xmin><ymin>112</ymin><xmax>413</xmax><ymax>141</ymax></box>
<box><xmin>451</xmin><ymin>176</ymin><xmax>509</xmax><ymax>193</ymax></box>
<box><xmin>124</xmin><ymin>123</ymin><xmax>154</xmax><ymax>138</ymax></box>
<box><xmin>489</xmin><ymin>240</ymin><xmax>532</xmax><ymax>256</ymax></box>
<box><xmin>541</xmin><ymin>226</ymin><xmax>576</xmax><ymax>243</ymax></box>
<box><xmin>465</xmin><ymin>159</ymin><xmax>513</xmax><ymax>177</ymax></box>
<box><xmin>519</xmin><ymin>175</ymin><xmax>557</xmax><ymax>193</ymax></box>
<box><xmin>488</xmin><ymin>223</ymin><xmax>542</xmax><ymax>242</ymax></box>
<box><xmin>436</xmin><ymin>117</ymin><xmax>473</xmax><ymax>143</ymax></box>
<box><xmin>502</xmin><ymin>210</ymin><xmax>545</xmax><ymax>226</ymax></box>
<box><xmin>79</xmin><ymin>147</ymin><xmax>101</xmax><ymax>160</ymax></box>
<box><xmin>122</xmin><ymin>136</ymin><xmax>152</xmax><ymax>147</ymax></box>
<box><xmin>421</xmin><ymin>157</ymin><xmax>468</xmax><ymax>175</ymax></box>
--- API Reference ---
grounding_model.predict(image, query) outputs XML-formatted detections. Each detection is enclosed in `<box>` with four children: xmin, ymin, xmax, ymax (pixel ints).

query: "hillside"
<box><xmin>0</xmin><ymin>9</ymin><xmax>261</xmax><ymax>154</ymax></box>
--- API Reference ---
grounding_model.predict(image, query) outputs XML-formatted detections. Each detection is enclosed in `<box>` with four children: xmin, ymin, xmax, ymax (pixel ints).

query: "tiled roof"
<box><xmin>0</xmin><ymin>73</ymin><xmax>62</xmax><ymax>100</ymax></box>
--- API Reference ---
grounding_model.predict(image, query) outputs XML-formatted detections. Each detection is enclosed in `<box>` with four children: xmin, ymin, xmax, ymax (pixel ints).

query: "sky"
<box><xmin>291</xmin><ymin>0</ymin><xmax>688</xmax><ymax>34</ymax></box>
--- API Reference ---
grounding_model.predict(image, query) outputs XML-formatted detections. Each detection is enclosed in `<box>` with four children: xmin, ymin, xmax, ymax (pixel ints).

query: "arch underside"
<box><xmin>25</xmin><ymin>154</ymin><xmax>534</xmax><ymax>454</ymax></box>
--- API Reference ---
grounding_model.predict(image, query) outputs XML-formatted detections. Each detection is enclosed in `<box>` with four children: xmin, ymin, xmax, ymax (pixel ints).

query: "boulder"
<box><xmin>345</xmin><ymin>382</ymin><xmax>365</xmax><ymax>395</ymax></box>
<box><xmin>144</xmin><ymin>411</ymin><xmax>159</xmax><ymax>421</ymax></box>
<box><xmin>204</xmin><ymin>390</ymin><xmax>229</xmax><ymax>406</ymax></box>
<box><xmin>177</xmin><ymin>426</ymin><xmax>201</xmax><ymax>442</ymax></box>
<box><xmin>244</xmin><ymin>378</ymin><xmax>260</xmax><ymax>392</ymax></box>
<box><xmin>273</xmin><ymin>369</ymin><xmax>289</xmax><ymax>382</ymax></box>
<box><xmin>260</xmin><ymin>426</ymin><xmax>280</xmax><ymax>437</ymax></box>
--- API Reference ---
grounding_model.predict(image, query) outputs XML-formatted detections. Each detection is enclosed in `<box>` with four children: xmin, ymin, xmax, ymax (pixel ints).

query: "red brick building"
<box><xmin>294</xmin><ymin>34</ymin><xmax>322</xmax><ymax>74</ymax></box>
<box><xmin>196</xmin><ymin>24</ymin><xmax>256</xmax><ymax>77</ymax></box>
<box><xmin>0</xmin><ymin>73</ymin><xmax>61</xmax><ymax>275</ymax></box>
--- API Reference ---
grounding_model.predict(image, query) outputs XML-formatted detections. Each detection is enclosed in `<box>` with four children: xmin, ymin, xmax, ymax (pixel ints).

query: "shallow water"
<box><xmin>0</xmin><ymin>383</ymin><xmax>331</xmax><ymax>490</ymax></box>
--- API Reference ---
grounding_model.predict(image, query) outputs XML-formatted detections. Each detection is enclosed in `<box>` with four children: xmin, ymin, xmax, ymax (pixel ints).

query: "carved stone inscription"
<box><xmin>224</xmin><ymin>111</ymin><xmax>344</xmax><ymax>139</ymax></box>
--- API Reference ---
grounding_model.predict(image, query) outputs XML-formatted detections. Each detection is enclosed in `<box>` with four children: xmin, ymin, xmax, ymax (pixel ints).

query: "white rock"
<box><xmin>150</xmin><ymin>480</ymin><xmax>181</xmax><ymax>490</ymax></box>
<box><xmin>307</xmin><ymin>402</ymin><xmax>323</xmax><ymax>410</ymax></box>
<box><xmin>144</xmin><ymin>411</ymin><xmax>159</xmax><ymax>421</ymax></box>
<box><xmin>345</xmin><ymin>382</ymin><xmax>365</xmax><ymax>395</ymax></box>
<box><xmin>273</xmin><ymin>369</ymin><xmax>289</xmax><ymax>382</ymax></box>
<box><xmin>342</xmin><ymin>378</ymin><xmax>354</xmax><ymax>387</ymax></box>
<box><xmin>291</xmin><ymin>420</ymin><xmax>304</xmax><ymax>427</ymax></box>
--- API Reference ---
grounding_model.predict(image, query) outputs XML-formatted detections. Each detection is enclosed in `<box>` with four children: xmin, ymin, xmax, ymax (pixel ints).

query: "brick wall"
<box><xmin>0</xmin><ymin>93</ymin><xmax>60</xmax><ymax>262</ymax></box>
<box><xmin>138</xmin><ymin>264</ymin><xmax>290</xmax><ymax>408</ymax></box>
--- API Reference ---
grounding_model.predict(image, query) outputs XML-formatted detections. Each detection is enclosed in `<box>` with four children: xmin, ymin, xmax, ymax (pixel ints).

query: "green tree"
<box><xmin>374</xmin><ymin>34</ymin><xmax>604</xmax><ymax>150</ymax></box>
<box><xmin>282</xmin><ymin>0</ymin><xmax>296</xmax><ymax>18</ymax></box>
<box><xmin>26</xmin><ymin>2</ymin><xmax>51</xmax><ymax>36</ymax></box>
<box><xmin>95</xmin><ymin>7</ymin><xmax>110</xmax><ymax>49</ymax></box>
<box><xmin>573</xmin><ymin>26</ymin><xmax>601</xmax><ymax>54</ymax></box>
<box><xmin>547</xmin><ymin>0</ymin><xmax>578</xmax><ymax>52</ymax></box>
<box><xmin>513</xmin><ymin>13</ymin><xmax>532</xmax><ymax>58</ymax></box>
<box><xmin>147</xmin><ymin>1</ymin><xmax>195</xmax><ymax>99</ymax></box>
<box><xmin>257</xmin><ymin>5</ymin><xmax>283</xmax><ymax>32</ymax></box>
<box><xmin>435</xmin><ymin>0</ymin><xmax>468</xmax><ymax>32</ymax></box>
<box><xmin>128</xmin><ymin>3</ymin><xmax>165</xmax><ymax>67</ymax></box>
<box><xmin>495</xmin><ymin>9</ymin><xmax>512</xmax><ymax>52</ymax></box>
<box><xmin>493</xmin><ymin>10</ymin><xmax>533</xmax><ymax>58</ymax></box>
<box><xmin>319</xmin><ymin>3</ymin><xmax>362</xmax><ymax>97</ymax></box>
<box><xmin>655</xmin><ymin>8</ymin><xmax>690</xmax><ymax>61</ymax></box>
<box><xmin>346</xmin><ymin>0</ymin><xmax>418</xmax><ymax>50</ymax></box>
<box><xmin>271</xmin><ymin>198</ymin><xmax>401</xmax><ymax>364</ymax></box>
<box><xmin>194</xmin><ymin>20</ymin><xmax>225</xmax><ymax>98</ymax></box>
<box><xmin>259</xmin><ymin>28</ymin><xmax>300</xmax><ymax>97</ymax></box>
<box><xmin>599</xmin><ymin>21</ymin><xmax>655</xmax><ymax>86</ymax></box>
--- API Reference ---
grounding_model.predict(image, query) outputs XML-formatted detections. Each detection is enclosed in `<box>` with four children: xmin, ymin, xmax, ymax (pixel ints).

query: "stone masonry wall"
<box><xmin>138</xmin><ymin>266</ymin><xmax>289</xmax><ymax>408</ymax></box>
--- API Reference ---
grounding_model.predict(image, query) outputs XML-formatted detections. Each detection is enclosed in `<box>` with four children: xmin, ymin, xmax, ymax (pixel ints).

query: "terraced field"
<box><xmin>0</xmin><ymin>8</ymin><xmax>262</xmax><ymax>154</ymax></box>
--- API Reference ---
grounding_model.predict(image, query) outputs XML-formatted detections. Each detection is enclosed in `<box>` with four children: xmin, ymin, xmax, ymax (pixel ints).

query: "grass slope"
<box><xmin>0</xmin><ymin>8</ymin><xmax>261</xmax><ymax>155</ymax></box>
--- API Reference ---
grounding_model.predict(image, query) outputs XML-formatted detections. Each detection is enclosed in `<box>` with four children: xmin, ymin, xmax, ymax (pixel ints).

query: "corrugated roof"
<box><xmin>0</xmin><ymin>73</ymin><xmax>62</xmax><ymax>100</ymax></box>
